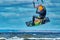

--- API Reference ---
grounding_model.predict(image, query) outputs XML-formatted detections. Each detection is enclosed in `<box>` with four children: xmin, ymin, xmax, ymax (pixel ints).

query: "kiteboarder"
<box><xmin>32</xmin><ymin>0</ymin><xmax>46</xmax><ymax>25</ymax></box>
<box><xmin>26</xmin><ymin>0</ymin><xmax>50</xmax><ymax>26</ymax></box>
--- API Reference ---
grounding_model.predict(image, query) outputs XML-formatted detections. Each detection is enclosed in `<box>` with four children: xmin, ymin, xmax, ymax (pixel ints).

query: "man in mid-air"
<box><xmin>32</xmin><ymin>0</ymin><xmax>46</xmax><ymax>25</ymax></box>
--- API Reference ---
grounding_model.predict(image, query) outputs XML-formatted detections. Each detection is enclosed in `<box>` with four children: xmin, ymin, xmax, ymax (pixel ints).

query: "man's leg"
<box><xmin>32</xmin><ymin>16</ymin><xmax>37</xmax><ymax>25</ymax></box>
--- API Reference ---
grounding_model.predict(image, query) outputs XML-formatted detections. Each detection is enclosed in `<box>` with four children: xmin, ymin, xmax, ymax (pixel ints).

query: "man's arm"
<box><xmin>33</xmin><ymin>0</ymin><xmax>39</xmax><ymax>8</ymax></box>
<box><xmin>33</xmin><ymin>1</ymin><xmax>35</xmax><ymax>8</ymax></box>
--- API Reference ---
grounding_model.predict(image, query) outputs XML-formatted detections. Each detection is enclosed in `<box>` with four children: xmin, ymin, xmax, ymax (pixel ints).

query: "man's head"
<box><xmin>38</xmin><ymin>5</ymin><xmax>43</xmax><ymax>11</ymax></box>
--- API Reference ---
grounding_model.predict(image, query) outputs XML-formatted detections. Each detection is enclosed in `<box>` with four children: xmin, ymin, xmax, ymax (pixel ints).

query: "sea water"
<box><xmin>0</xmin><ymin>0</ymin><xmax>60</xmax><ymax>39</ymax></box>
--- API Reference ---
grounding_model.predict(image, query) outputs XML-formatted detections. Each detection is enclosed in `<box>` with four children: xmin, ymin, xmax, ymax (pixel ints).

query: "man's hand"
<box><xmin>33</xmin><ymin>0</ymin><xmax>39</xmax><ymax>8</ymax></box>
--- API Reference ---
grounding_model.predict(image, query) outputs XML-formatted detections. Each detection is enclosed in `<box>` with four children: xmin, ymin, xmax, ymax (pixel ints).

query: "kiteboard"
<box><xmin>26</xmin><ymin>17</ymin><xmax>50</xmax><ymax>27</ymax></box>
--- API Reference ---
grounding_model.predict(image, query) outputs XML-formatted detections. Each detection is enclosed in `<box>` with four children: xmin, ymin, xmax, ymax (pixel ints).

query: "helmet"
<box><xmin>38</xmin><ymin>5</ymin><xmax>43</xmax><ymax>11</ymax></box>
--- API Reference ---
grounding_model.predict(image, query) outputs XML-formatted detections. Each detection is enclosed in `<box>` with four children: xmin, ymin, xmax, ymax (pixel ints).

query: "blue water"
<box><xmin>0</xmin><ymin>0</ymin><xmax>60</xmax><ymax>32</ymax></box>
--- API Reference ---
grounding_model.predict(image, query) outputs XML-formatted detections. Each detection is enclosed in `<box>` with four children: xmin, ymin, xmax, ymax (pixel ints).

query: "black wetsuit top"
<box><xmin>36</xmin><ymin>6</ymin><xmax>46</xmax><ymax>19</ymax></box>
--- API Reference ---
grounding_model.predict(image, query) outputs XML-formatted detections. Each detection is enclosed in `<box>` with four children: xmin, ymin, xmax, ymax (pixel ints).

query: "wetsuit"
<box><xmin>36</xmin><ymin>6</ymin><xmax>46</xmax><ymax>19</ymax></box>
<box><xmin>32</xmin><ymin>6</ymin><xmax>46</xmax><ymax>25</ymax></box>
